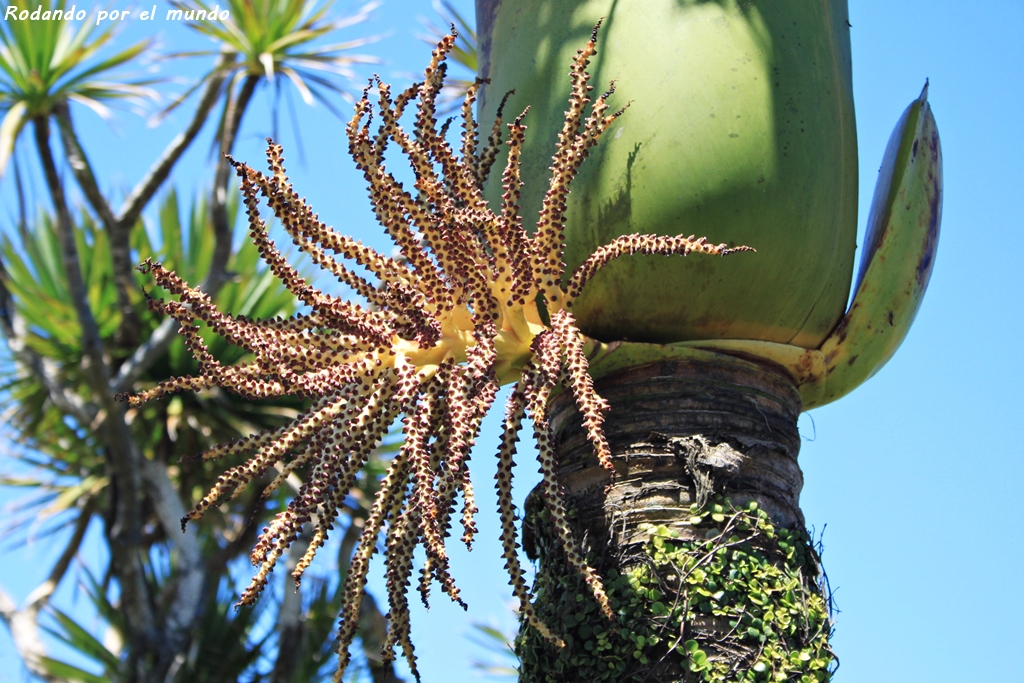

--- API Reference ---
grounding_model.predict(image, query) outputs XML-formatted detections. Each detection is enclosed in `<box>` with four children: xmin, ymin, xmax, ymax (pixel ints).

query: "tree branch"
<box><xmin>54</xmin><ymin>57</ymin><xmax>231</xmax><ymax>355</ymax></box>
<box><xmin>108</xmin><ymin>61</ymin><xmax>238</xmax><ymax>394</ymax></box>
<box><xmin>116</xmin><ymin>54</ymin><xmax>231</xmax><ymax>230</ymax></box>
<box><xmin>24</xmin><ymin>499</ymin><xmax>97</xmax><ymax>611</ymax></box>
<box><xmin>204</xmin><ymin>73</ymin><xmax>259</xmax><ymax>297</ymax></box>
<box><xmin>269</xmin><ymin>537</ymin><xmax>309</xmax><ymax>683</ymax></box>
<box><xmin>109</xmin><ymin>316</ymin><xmax>179</xmax><ymax>395</ymax></box>
<box><xmin>0</xmin><ymin>500</ymin><xmax>95</xmax><ymax>683</ymax></box>
<box><xmin>54</xmin><ymin>103</ymin><xmax>141</xmax><ymax>344</ymax></box>
<box><xmin>139</xmin><ymin>457</ymin><xmax>206</xmax><ymax>675</ymax></box>
<box><xmin>31</xmin><ymin>117</ymin><xmax>109</xmax><ymax>402</ymax></box>
<box><xmin>0</xmin><ymin>588</ymin><xmax>59</xmax><ymax>683</ymax></box>
<box><xmin>0</xmin><ymin>263</ymin><xmax>97</xmax><ymax>426</ymax></box>
<box><xmin>51</xmin><ymin>104</ymin><xmax>117</xmax><ymax>228</ymax></box>
<box><xmin>31</xmin><ymin>115</ymin><xmax>158</xmax><ymax>674</ymax></box>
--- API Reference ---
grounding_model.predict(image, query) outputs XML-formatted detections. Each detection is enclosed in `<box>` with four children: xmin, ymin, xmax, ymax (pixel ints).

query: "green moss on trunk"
<box><xmin>518</xmin><ymin>497</ymin><xmax>835</xmax><ymax>682</ymax></box>
<box><xmin>515</xmin><ymin>357</ymin><xmax>836</xmax><ymax>682</ymax></box>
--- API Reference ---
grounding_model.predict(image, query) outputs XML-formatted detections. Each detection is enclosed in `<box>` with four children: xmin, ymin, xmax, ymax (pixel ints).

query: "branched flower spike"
<box><xmin>118</xmin><ymin>26</ymin><xmax>751</xmax><ymax>682</ymax></box>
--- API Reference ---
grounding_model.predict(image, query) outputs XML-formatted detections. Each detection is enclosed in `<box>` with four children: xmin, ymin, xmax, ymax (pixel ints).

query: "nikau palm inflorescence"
<box><xmin>119</xmin><ymin>27</ymin><xmax>749</xmax><ymax>681</ymax></box>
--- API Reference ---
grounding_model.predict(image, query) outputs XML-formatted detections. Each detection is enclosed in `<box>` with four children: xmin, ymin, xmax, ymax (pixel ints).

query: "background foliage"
<box><xmin>0</xmin><ymin>1</ymin><xmax>413</xmax><ymax>681</ymax></box>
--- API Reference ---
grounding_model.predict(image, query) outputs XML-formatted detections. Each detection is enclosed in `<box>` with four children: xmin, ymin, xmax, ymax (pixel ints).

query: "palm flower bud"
<box><xmin>477</xmin><ymin>0</ymin><xmax>856</xmax><ymax>349</ymax></box>
<box><xmin>476</xmin><ymin>0</ymin><xmax>941</xmax><ymax>408</ymax></box>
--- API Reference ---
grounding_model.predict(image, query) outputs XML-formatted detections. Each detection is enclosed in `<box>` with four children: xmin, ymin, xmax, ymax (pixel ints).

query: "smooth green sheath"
<box><xmin>477</xmin><ymin>0</ymin><xmax>857</xmax><ymax>348</ymax></box>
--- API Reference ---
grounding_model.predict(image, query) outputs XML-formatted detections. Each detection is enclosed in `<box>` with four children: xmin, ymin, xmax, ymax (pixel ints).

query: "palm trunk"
<box><xmin>30</xmin><ymin>114</ymin><xmax>211</xmax><ymax>683</ymax></box>
<box><xmin>518</xmin><ymin>356</ymin><xmax>834</xmax><ymax>681</ymax></box>
<box><xmin>30</xmin><ymin>117</ymin><xmax>161</xmax><ymax>677</ymax></box>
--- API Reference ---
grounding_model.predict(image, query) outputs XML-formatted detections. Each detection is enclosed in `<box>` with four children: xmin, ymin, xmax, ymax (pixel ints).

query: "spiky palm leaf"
<box><xmin>468</xmin><ymin>621</ymin><xmax>519</xmax><ymax>679</ymax></box>
<box><xmin>36</xmin><ymin>567</ymin><xmax>275</xmax><ymax>683</ymax></box>
<box><xmin>0</xmin><ymin>191</ymin><xmax>299</xmax><ymax>541</ymax></box>
<box><xmin>0</xmin><ymin>0</ymin><xmax>157</xmax><ymax>173</ymax></box>
<box><xmin>164</xmin><ymin>0</ymin><xmax>380</xmax><ymax>130</ymax></box>
<box><xmin>0</xmin><ymin>189</ymin><xmax>298</xmax><ymax>396</ymax></box>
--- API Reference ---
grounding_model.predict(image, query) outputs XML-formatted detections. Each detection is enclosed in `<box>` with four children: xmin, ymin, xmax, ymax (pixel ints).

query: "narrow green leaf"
<box><xmin>37</xmin><ymin>656</ymin><xmax>107</xmax><ymax>683</ymax></box>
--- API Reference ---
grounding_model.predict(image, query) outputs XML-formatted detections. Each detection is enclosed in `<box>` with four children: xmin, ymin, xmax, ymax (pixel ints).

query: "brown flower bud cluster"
<box><xmin>119</xmin><ymin>25</ymin><xmax>747</xmax><ymax>682</ymax></box>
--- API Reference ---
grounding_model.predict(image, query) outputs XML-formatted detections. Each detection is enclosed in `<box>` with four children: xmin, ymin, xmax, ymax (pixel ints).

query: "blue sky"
<box><xmin>2</xmin><ymin>1</ymin><xmax>1022</xmax><ymax>681</ymax></box>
